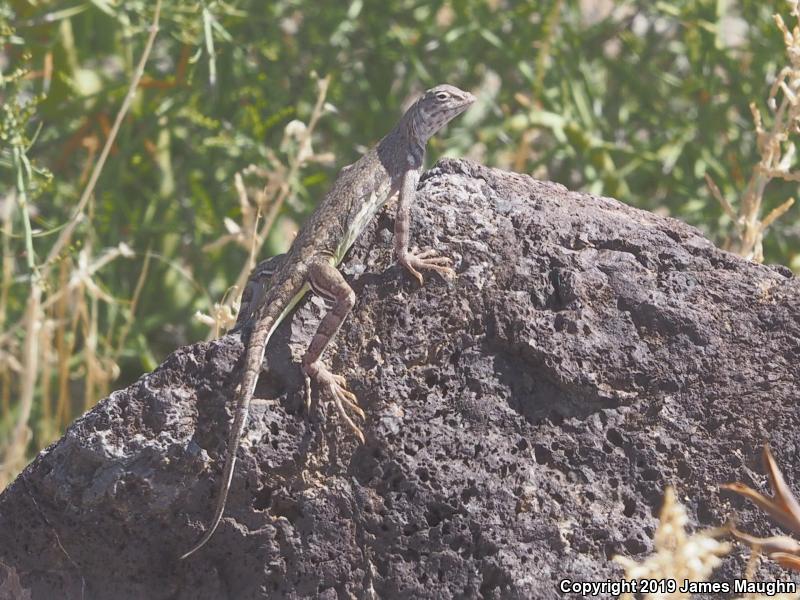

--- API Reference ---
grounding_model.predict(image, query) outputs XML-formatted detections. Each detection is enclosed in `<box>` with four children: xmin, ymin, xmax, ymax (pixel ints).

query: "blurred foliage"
<box><xmin>0</xmin><ymin>0</ymin><xmax>799</xmax><ymax>472</ymax></box>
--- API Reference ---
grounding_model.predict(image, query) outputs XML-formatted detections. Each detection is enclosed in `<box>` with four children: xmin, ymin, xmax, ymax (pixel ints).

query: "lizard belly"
<box><xmin>268</xmin><ymin>283</ymin><xmax>310</xmax><ymax>337</ymax></box>
<box><xmin>334</xmin><ymin>188</ymin><xmax>390</xmax><ymax>264</ymax></box>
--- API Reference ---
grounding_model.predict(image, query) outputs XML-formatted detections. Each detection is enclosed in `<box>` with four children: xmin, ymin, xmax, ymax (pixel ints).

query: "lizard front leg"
<box><xmin>302</xmin><ymin>257</ymin><xmax>365</xmax><ymax>443</ymax></box>
<box><xmin>394</xmin><ymin>168</ymin><xmax>456</xmax><ymax>284</ymax></box>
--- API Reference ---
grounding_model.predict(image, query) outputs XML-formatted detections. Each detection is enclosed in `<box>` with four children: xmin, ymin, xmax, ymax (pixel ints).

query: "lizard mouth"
<box><xmin>453</xmin><ymin>93</ymin><xmax>476</xmax><ymax>114</ymax></box>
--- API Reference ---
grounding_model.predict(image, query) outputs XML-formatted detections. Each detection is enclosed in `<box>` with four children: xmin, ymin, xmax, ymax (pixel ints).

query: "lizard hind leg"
<box><xmin>302</xmin><ymin>259</ymin><xmax>366</xmax><ymax>443</ymax></box>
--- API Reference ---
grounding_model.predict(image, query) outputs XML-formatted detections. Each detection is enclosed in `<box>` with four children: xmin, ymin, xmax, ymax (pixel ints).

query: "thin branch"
<box><xmin>704</xmin><ymin>173</ymin><xmax>738</xmax><ymax>222</ymax></box>
<box><xmin>113</xmin><ymin>248</ymin><xmax>152</xmax><ymax>359</ymax></box>
<box><xmin>760</xmin><ymin>168</ymin><xmax>800</xmax><ymax>181</ymax></box>
<box><xmin>231</xmin><ymin>77</ymin><xmax>331</xmax><ymax>315</ymax></box>
<box><xmin>43</xmin><ymin>0</ymin><xmax>162</xmax><ymax>271</ymax></box>
<box><xmin>761</xmin><ymin>197</ymin><xmax>796</xmax><ymax>230</ymax></box>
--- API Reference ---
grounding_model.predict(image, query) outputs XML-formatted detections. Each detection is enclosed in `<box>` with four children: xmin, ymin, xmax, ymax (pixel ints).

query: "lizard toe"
<box><xmin>308</xmin><ymin>363</ymin><xmax>366</xmax><ymax>442</ymax></box>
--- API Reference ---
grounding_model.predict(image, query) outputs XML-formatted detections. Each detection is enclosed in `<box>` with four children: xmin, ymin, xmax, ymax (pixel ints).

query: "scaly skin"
<box><xmin>180</xmin><ymin>84</ymin><xmax>475</xmax><ymax>559</ymax></box>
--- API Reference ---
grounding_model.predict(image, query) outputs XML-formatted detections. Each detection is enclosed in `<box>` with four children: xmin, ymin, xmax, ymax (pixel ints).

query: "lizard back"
<box><xmin>289</xmin><ymin>129</ymin><xmax>415</xmax><ymax>266</ymax></box>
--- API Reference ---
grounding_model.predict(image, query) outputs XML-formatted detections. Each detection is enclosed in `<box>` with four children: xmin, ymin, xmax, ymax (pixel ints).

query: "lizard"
<box><xmin>180</xmin><ymin>84</ymin><xmax>475</xmax><ymax>559</ymax></box>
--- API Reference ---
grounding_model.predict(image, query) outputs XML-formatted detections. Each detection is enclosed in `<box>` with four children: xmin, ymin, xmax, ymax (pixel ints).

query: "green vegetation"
<box><xmin>1</xmin><ymin>0</ymin><xmax>798</xmax><ymax>485</ymax></box>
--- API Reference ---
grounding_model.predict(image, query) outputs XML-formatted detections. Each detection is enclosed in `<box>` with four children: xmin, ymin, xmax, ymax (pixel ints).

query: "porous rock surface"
<box><xmin>1</xmin><ymin>159</ymin><xmax>798</xmax><ymax>599</ymax></box>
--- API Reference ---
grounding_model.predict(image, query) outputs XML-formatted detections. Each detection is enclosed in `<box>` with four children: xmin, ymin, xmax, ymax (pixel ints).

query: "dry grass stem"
<box><xmin>0</xmin><ymin>285</ymin><xmax>41</xmax><ymax>489</ymax></box>
<box><xmin>614</xmin><ymin>487</ymin><xmax>730</xmax><ymax>600</ymax></box>
<box><xmin>613</xmin><ymin>485</ymin><xmax>800</xmax><ymax>600</ymax></box>
<box><xmin>197</xmin><ymin>75</ymin><xmax>335</xmax><ymax>337</ymax></box>
<box><xmin>722</xmin><ymin>445</ymin><xmax>800</xmax><ymax>572</ymax></box>
<box><xmin>705</xmin><ymin>3</ymin><xmax>800</xmax><ymax>262</ymax></box>
<box><xmin>706</xmin><ymin>0</ymin><xmax>800</xmax><ymax>262</ymax></box>
<box><xmin>0</xmin><ymin>0</ymin><xmax>162</xmax><ymax>488</ymax></box>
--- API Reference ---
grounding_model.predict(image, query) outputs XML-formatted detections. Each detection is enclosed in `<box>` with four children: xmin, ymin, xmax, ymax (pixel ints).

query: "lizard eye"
<box><xmin>435</xmin><ymin>92</ymin><xmax>449</xmax><ymax>101</ymax></box>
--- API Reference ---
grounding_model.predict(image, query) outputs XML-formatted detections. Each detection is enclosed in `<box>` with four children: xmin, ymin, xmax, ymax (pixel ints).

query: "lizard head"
<box><xmin>406</xmin><ymin>84</ymin><xmax>475</xmax><ymax>143</ymax></box>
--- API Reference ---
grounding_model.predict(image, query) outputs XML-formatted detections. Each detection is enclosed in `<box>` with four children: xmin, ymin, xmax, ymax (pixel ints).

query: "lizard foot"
<box><xmin>399</xmin><ymin>247</ymin><xmax>456</xmax><ymax>284</ymax></box>
<box><xmin>304</xmin><ymin>361</ymin><xmax>366</xmax><ymax>443</ymax></box>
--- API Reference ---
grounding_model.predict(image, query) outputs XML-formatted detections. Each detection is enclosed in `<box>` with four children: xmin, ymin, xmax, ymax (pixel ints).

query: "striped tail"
<box><xmin>180</xmin><ymin>276</ymin><xmax>307</xmax><ymax>559</ymax></box>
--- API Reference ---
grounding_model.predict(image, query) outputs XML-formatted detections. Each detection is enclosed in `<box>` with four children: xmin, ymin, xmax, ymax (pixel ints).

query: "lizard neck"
<box><xmin>399</xmin><ymin>106</ymin><xmax>429</xmax><ymax>145</ymax></box>
<box><xmin>336</xmin><ymin>122</ymin><xmax>424</xmax><ymax>265</ymax></box>
<box><xmin>377</xmin><ymin>116</ymin><xmax>426</xmax><ymax>175</ymax></box>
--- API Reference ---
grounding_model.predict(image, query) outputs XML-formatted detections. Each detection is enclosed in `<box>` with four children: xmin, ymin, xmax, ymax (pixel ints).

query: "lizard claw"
<box><xmin>399</xmin><ymin>247</ymin><xmax>456</xmax><ymax>284</ymax></box>
<box><xmin>305</xmin><ymin>362</ymin><xmax>366</xmax><ymax>443</ymax></box>
<box><xmin>304</xmin><ymin>373</ymin><xmax>313</xmax><ymax>413</ymax></box>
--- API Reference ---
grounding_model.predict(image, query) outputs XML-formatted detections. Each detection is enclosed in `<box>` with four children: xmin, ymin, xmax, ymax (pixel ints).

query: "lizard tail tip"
<box><xmin>179</xmin><ymin>526</ymin><xmax>218</xmax><ymax>560</ymax></box>
<box><xmin>179</xmin><ymin>544</ymin><xmax>202</xmax><ymax>561</ymax></box>
<box><xmin>179</xmin><ymin>545</ymin><xmax>200</xmax><ymax>561</ymax></box>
